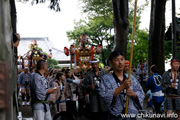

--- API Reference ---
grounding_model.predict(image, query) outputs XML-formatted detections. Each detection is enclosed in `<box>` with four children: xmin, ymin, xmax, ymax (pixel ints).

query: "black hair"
<box><xmin>56</xmin><ymin>72</ymin><xmax>64</xmax><ymax>80</ymax></box>
<box><xmin>108</xmin><ymin>50</ymin><xmax>124</xmax><ymax>62</ymax></box>
<box><xmin>171</xmin><ymin>58</ymin><xmax>180</xmax><ymax>64</ymax></box>
<box><xmin>109</xmin><ymin>67</ymin><xmax>113</xmax><ymax>71</ymax></box>
<box><xmin>61</xmin><ymin>68</ymin><xmax>66</xmax><ymax>72</ymax></box>
<box><xmin>30</xmin><ymin>68</ymin><xmax>34</xmax><ymax>72</ymax></box>
<box><xmin>65</xmin><ymin>69</ymin><xmax>71</xmax><ymax>78</ymax></box>
<box><xmin>150</xmin><ymin>65</ymin><xmax>158</xmax><ymax>73</ymax></box>
<box><xmin>13</xmin><ymin>32</ymin><xmax>19</xmax><ymax>43</ymax></box>
<box><xmin>37</xmin><ymin>59</ymin><xmax>46</xmax><ymax>70</ymax></box>
<box><xmin>132</xmin><ymin>68</ymin><xmax>136</xmax><ymax>72</ymax></box>
<box><xmin>65</xmin><ymin>68</ymin><xmax>70</xmax><ymax>73</ymax></box>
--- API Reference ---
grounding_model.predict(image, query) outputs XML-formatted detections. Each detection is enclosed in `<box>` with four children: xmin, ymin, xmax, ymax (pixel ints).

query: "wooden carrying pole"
<box><xmin>125</xmin><ymin>0</ymin><xmax>138</xmax><ymax>115</ymax></box>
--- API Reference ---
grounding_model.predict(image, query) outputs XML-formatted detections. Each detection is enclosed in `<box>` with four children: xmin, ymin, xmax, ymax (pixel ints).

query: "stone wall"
<box><xmin>0</xmin><ymin>0</ymin><xmax>18</xmax><ymax>120</ymax></box>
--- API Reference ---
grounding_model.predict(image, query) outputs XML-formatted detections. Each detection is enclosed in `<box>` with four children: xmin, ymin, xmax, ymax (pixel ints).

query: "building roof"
<box><xmin>18</xmin><ymin>37</ymin><xmax>70</xmax><ymax>61</ymax></box>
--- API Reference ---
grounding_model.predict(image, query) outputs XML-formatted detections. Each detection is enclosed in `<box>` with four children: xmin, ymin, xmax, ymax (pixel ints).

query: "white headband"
<box><xmin>90</xmin><ymin>59</ymin><xmax>99</xmax><ymax>63</ymax></box>
<box><xmin>24</xmin><ymin>67</ymin><xmax>28</xmax><ymax>70</ymax></box>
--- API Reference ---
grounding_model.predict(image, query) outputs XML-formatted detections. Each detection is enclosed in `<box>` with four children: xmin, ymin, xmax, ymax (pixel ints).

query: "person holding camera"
<box><xmin>65</xmin><ymin>69</ymin><xmax>79</xmax><ymax>120</ymax></box>
<box><xmin>84</xmin><ymin>58</ymin><xmax>108</xmax><ymax>120</ymax></box>
<box><xmin>18</xmin><ymin>67</ymin><xmax>32</xmax><ymax>106</ymax></box>
<box><xmin>49</xmin><ymin>72</ymin><xmax>68</xmax><ymax>120</ymax></box>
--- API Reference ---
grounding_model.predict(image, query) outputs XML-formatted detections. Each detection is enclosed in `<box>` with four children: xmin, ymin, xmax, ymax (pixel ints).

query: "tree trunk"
<box><xmin>112</xmin><ymin>0</ymin><xmax>129</xmax><ymax>58</ymax></box>
<box><xmin>148</xmin><ymin>0</ymin><xmax>166</xmax><ymax>75</ymax></box>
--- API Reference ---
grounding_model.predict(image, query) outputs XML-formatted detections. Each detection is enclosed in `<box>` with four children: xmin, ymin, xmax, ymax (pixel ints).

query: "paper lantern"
<box><xmin>64</xmin><ymin>47</ymin><xmax>69</xmax><ymax>56</ymax></box>
<box><xmin>91</xmin><ymin>45</ymin><xmax>95</xmax><ymax>51</ymax></box>
<box><xmin>49</xmin><ymin>53</ymin><xmax>52</xmax><ymax>58</ymax></box>
<box><xmin>70</xmin><ymin>45</ymin><xmax>75</xmax><ymax>54</ymax></box>
<box><xmin>96</xmin><ymin>45</ymin><xmax>102</xmax><ymax>54</ymax></box>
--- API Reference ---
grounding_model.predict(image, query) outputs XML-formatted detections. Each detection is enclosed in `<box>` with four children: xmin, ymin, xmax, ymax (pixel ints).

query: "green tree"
<box><xmin>126</xmin><ymin>29</ymin><xmax>149</xmax><ymax>68</ymax></box>
<box><xmin>47</xmin><ymin>58</ymin><xmax>61</xmax><ymax>69</ymax></box>
<box><xmin>34</xmin><ymin>46</ymin><xmax>43</xmax><ymax>52</ymax></box>
<box><xmin>17</xmin><ymin>0</ymin><xmax>61</xmax><ymax>12</ymax></box>
<box><xmin>80</xmin><ymin>0</ymin><xmax>113</xmax><ymax>18</ymax></box>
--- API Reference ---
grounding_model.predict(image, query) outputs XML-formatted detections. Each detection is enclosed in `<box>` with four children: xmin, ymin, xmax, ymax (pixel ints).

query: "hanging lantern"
<box><xmin>64</xmin><ymin>47</ymin><xmax>69</xmax><ymax>56</ymax></box>
<box><xmin>49</xmin><ymin>53</ymin><xmax>52</xmax><ymax>58</ymax></box>
<box><xmin>96</xmin><ymin>45</ymin><xmax>102</xmax><ymax>54</ymax></box>
<box><xmin>70</xmin><ymin>45</ymin><xmax>75</xmax><ymax>55</ymax></box>
<box><xmin>91</xmin><ymin>45</ymin><xmax>95</xmax><ymax>51</ymax></box>
<box><xmin>80</xmin><ymin>35</ymin><xmax>87</xmax><ymax>45</ymax></box>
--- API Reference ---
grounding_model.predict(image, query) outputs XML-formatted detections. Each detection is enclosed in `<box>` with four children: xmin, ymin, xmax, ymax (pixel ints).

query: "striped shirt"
<box><xmin>84</xmin><ymin>68</ymin><xmax>108</xmax><ymax>112</ymax></box>
<box><xmin>100</xmin><ymin>73</ymin><xmax>145</xmax><ymax>117</ymax></box>
<box><xmin>31</xmin><ymin>72</ymin><xmax>50</xmax><ymax>112</ymax></box>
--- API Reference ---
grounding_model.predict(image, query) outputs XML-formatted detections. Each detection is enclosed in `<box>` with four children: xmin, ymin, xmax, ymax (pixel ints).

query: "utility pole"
<box><xmin>172</xmin><ymin>0</ymin><xmax>177</xmax><ymax>58</ymax></box>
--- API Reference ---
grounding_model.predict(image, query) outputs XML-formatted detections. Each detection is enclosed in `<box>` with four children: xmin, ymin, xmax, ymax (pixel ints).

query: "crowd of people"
<box><xmin>17</xmin><ymin>50</ymin><xmax>180</xmax><ymax>120</ymax></box>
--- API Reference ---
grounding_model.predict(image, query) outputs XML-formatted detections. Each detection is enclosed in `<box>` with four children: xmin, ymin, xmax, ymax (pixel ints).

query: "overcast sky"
<box><xmin>16</xmin><ymin>0</ymin><xmax>180</xmax><ymax>52</ymax></box>
<box><xmin>16</xmin><ymin>0</ymin><xmax>83</xmax><ymax>51</ymax></box>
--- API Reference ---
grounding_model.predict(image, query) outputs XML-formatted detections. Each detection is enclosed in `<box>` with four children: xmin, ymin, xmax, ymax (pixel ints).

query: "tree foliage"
<box><xmin>67</xmin><ymin>18</ymin><xmax>113</xmax><ymax>47</ymax></box>
<box><xmin>80</xmin><ymin>0</ymin><xmax>113</xmax><ymax>18</ymax></box>
<box><xmin>127</xmin><ymin>29</ymin><xmax>149</xmax><ymax>67</ymax></box>
<box><xmin>47</xmin><ymin>58</ymin><xmax>61</xmax><ymax>69</ymax></box>
<box><xmin>18</xmin><ymin>0</ymin><xmax>61</xmax><ymax>12</ymax></box>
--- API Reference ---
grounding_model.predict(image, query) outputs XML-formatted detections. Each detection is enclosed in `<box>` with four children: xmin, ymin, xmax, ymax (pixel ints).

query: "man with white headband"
<box><xmin>161</xmin><ymin>58</ymin><xmax>180</xmax><ymax>119</ymax></box>
<box><xmin>84</xmin><ymin>57</ymin><xmax>108</xmax><ymax>120</ymax></box>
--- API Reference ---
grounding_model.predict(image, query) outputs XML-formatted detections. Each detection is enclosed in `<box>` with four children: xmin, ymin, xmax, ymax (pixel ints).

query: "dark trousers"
<box><xmin>53</xmin><ymin>111</ymin><xmax>67</xmax><ymax>120</ymax></box>
<box><xmin>90</xmin><ymin>112</ymin><xmax>108</xmax><ymax>120</ymax></box>
<box><xmin>66</xmin><ymin>101</ymin><xmax>77</xmax><ymax>120</ymax></box>
<box><xmin>78</xmin><ymin>99</ymin><xmax>84</xmax><ymax>114</ymax></box>
<box><xmin>154</xmin><ymin>102</ymin><xmax>162</xmax><ymax>114</ymax></box>
<box><xmin>108</xmin><ymin>114</ymin><xmax>136</xmax><ymax>120</ymax></box>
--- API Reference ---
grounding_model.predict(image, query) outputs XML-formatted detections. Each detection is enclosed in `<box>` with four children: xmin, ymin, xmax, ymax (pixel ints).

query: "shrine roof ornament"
<box><xmin>64</xmin><ymin>34</ymin><xmax>103</xmax><ymax>69</ymax></box>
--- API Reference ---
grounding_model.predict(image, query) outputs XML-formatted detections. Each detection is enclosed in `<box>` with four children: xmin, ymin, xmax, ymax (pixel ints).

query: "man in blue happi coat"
<box><xmin>31</xmin><ymin>59</ymin><xmax>56</xmax><ymax>120</ymax></box>
<box><xmin>18</xmin><ymin>67</ymin><xmax>32</xmax><ymax>106</ymax></box>
<box><xmin>100</xmin><ymin>50</ymin><xmax>145</xmax><ymax>120</ymax></box>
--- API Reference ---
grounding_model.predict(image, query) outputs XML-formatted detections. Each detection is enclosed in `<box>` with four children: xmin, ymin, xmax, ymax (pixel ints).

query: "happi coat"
<box><xmin>49</xmin><ymin>80</ymin><xmax>67</xmax><ymax>113</ymax></box>
<box><xmin>84</xmin><ymin>68</ymin><xmax>108</xmax><ymax>112</ymax></box>
<box><xmin>100</xmin><ymin>73</ymin><xmax>145</xmax><ymax>117</ymax></box>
